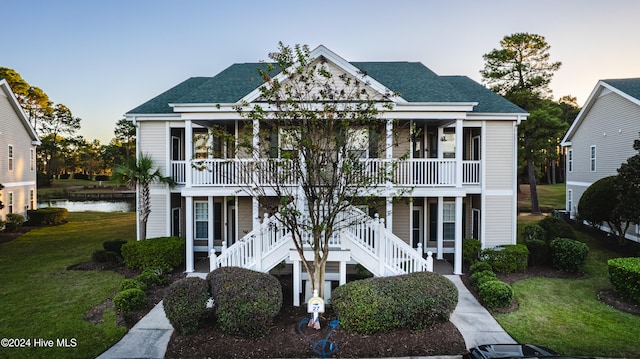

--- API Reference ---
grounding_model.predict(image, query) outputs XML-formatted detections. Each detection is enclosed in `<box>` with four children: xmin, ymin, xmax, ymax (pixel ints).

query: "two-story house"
<box><xmin>126</xmin><ymin>46</ymin><xmax>526</xmax><ymax>301</ymax></box>
<box><xmin>561</xmin><ymin>78</ymin><xmax>640</xmax><ymax>242</ymax></box>
<box><xmin>0</xmin><ymin>79</ymin><xmax>40</xmax><ymax>221</ymax></box>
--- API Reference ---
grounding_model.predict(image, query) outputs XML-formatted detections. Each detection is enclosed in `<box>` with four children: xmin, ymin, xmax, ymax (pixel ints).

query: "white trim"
<box><xmin>566</xmin><ymin>181</ymin><xmax>593</xmax><ymax>187</ymax></box>
<box><xmin>1</xmin><ymin>181</ymin><xmax>37</xmax><ymax>187</ymax></box>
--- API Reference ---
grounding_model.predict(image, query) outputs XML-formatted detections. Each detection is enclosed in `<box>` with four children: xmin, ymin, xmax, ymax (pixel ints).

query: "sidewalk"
<box><xmin>97</xmin><ymin>275</ymin><xmax>515</xmax><ymax>358</ymax></box>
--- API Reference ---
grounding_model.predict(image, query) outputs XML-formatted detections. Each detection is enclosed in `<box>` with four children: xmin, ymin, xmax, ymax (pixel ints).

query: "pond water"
<box><xmin>38</xmin><ymin>199</ymin><xmax>135</xmax><ymax>212</ymax></box>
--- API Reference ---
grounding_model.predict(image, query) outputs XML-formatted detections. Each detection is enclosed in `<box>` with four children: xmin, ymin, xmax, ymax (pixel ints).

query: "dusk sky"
<box><xmin>2</xmin><ymin>0</ymin><xmax>639</xmax><ymax>143</ymax></box>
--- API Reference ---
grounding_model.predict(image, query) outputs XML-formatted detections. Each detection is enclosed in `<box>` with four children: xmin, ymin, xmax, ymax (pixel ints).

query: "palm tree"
<box><xmin>113</xmin><ymin>153</ymin><xmax>174</xmax><ymax>240</ymax></box>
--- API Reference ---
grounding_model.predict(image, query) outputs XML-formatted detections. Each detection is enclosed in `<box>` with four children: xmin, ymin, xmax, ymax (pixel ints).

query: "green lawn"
<box><xmin>0</xmin><ymin>212</ymin><xmax>136</xmax><ymax>359</ymax></box>
<box><xmin>501</xmin><ymin>184</ymin><xmax>640</xmax><ymax>357</ymax></box>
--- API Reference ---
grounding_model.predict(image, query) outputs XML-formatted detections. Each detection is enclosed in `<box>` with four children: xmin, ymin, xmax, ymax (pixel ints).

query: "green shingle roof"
<box><xmin>127</xmin><ymin>61</ymin><xmax>525</xmax><ymax>115</ymax></box>
<box><xmin>603</xmin><ymin>78</ymin><xmax>640</xmax><ymax>101</ymax></box>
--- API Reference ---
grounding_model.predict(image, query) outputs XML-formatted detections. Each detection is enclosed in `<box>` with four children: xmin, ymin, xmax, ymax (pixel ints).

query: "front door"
<box><xmin>412</xmin><ymin>206</ymin><xmax>423</xmax><ymax>249</ymax></box>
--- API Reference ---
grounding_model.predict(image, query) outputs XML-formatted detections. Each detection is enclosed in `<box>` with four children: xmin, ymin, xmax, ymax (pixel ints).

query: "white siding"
<box><xmin>0</xmin><ymin>87</ymin><xmax>38</xmax><ymax>219</ymax></box>
<box><xmin>567</xmin><ymin>91</ymin><xmax>639</xmax><ymax>185</ymax></box>
<box><xmin>146</xmin><ymin>190</ymin><xmax>168</xmax><ymax>239</ymax></box>
<box><xmin>137</xmin><ymin>121</ymin><xmax>168</xmax><ymax>173</ymax></box>
<box><xmin>483</xmin><ymin>195</ymin><xmax>515</xmax><ymax>247</ymax></box>
<box><xmin>484</xmin><ymin>121</ymin><xmax>515</xmax><ymax>189</ymax></box>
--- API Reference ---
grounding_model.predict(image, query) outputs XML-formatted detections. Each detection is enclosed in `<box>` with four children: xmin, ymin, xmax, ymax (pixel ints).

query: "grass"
<box><xmin>498</xmin><ymin>184</ymin><xmax>640</xmax><ymax>357</ymax></box>
<box><xmin>518</xmin><ymin>183</ymin><xmax>566</xmax><ymax>213</ymax></box>
<box><xmin>0</xmin><ymin>212</ymin><xmax>136</xmax><ymax>359</ymax></box>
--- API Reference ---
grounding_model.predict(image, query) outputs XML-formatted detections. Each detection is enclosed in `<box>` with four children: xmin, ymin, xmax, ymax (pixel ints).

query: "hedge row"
<box><xmin>468</xmin><ymin>261</ymin><xmax>514</xmax><ymax>309</ymax></box>
<box><xmin>331</xmin><ymin>271</ymin><xmax>457</xmax><ymax>335</ymax></box>
<box><xmin>27</xmin><ymin>207</ymin><xmax>68</xmax><ymax>226</ymax></box>
<box><xmin>608</xmin><ymin>257</ymin><xmax>640</xmax><ymax>303</ymax></box>
<box><xmin>480</xmin><ymin>244</ymin><xmax>529</xmax><ymax>273</ymax></box>
<box><xmin>121</xmin><ymin>236</ymin><xmax>185</xmax><ymax>270</ymax></box>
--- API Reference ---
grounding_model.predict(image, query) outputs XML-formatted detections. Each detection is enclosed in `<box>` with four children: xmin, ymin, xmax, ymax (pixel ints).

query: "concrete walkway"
<box><xmin>97</xmin><ymin>275</ymin><xmax>515</xmax><ymax>358</ymax></box>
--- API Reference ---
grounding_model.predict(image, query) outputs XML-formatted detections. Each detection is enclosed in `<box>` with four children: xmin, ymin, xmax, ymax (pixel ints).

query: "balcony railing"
<box><xmin>171</xmin><ymin>158</ymin><xmax>481</xmax><ymax>187</ymax></box>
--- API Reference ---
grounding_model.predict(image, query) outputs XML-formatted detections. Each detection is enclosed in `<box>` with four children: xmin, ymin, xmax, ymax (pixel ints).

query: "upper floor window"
<box><xmin>567</xmin><ymin>149</ymin><xmax>573</xmax><ymax>172</ymax></box>
<box><xmin>278</xmin><ymin>127</ymin><xmax>300</xmax><ymax>159</ymax></box>
<box><xmin>193</xmin><ymin>132</ymin><xmax>208</xmax><ymax>159</ymax></box>
<box><xmin>30</xmin><ymin>148</ymin><xmax>35</xmax><ymax>172</ymax></box>
<box><xmin>346</xmin><ymin>127</ymin><xmax>369</xmax><ymax>159</ymax></box>
<box><xmin>8</xmin><ymin>145</ymin><xmax>13</xmax><ymax>171</ymax></box>
<box><xmin>590</xmin><ymin>145</ymin><xmax>596</xmax><ymax>172</ymax></box>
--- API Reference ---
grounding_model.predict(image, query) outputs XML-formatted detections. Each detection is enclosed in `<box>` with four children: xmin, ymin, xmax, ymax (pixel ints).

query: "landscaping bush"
<box><xmin>114</xmin><ymin>288</ymin><xmax>146</xmax><ymax>315</ymax></box>
<box><xmin>207</xmin><ymin>267</ymin><xmax>282</xmax><ymax>338</ymax></box>
<box><xmin>92</xmin><ymin>250</ymin><xmax>120</xmax><ymax>263</ymax></box>
<box><xmin>121</xmin><ymin>236</ymin><xmax>185</xmax><ymax>270</ymax></box>
<box><xmin>550</xmin><ymin>237</ymin><xmax>589</xmax><ymax>273</ymax></box>
<box><xmin>525</xmin><ymin>239</ymin><xmax>549</xmax><ymax>266</ymax></box>
<box><xmin>136</xmin><ymin>266</ymin><xmax>171</xmax><ymax>287</ymax></box>
<box><xmin>331</xmin><ymin>271</ymin><xmax>458</xmax><ymax>335</ymax></box>
<box><xmin>539</xmin><ymin>216</ymin><xmax>576</xmax><ymax>242</ymax></box>
<box><xmin>103</xmin><ymin>240</ymin><xmax>128</xmax><ymax>256</ymax></box>
<box><xmin>27</xmin><ymin>207</ymin><xmax>68</xmax><ymax>226</ymax></box>
<box><xmin>120</xmin><ymin>279</ymin><xmax>147</xmax><ymax>292</ymax></box>
<box><xmin>469</xmin><ymin>261</ymin><xmax>492</xmax><ymax>274</ymax></box>
<box><xmin>478</xmin><ymin>280</ymin><xmax>514</xmax><ymax>309</ymax></box>
<box><xmin>4</xmin><ymin>213</ymin><xmax>24</xmax><ymax>232</ymax></box>
<box><xmin>479</xmin><ymin>244</ymin><xmax>529</xmax><ymax>273</ymax></box>
<box><xmin>469</xmin><ymin>269</ymin><xmax>497</xmax><ymax>290</ymax></box>
<box><xmin>164</xmin><ymin>277</ymin><xmax>211</xmax><ymax>334</ymax></box>
<box><xmin>607</xmin><ymin>257</ymin><xmax>640</xmax><ymax>303</ymax></box>
<box><xmin>462</xmin><ymin>238</ymin><xmax>482</xmax><ymax>264</ymax></box>
<box><xmin>521</xmin><ymin>223</ymin><xmax>547</xmax><ymax>242</ymax></box>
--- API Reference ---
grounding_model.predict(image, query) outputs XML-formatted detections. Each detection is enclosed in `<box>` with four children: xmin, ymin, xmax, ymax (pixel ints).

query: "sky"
<box><xmin>2</xmin><ymin>0</ymin><xmax>639</xmax><ymax>144</ymax></box>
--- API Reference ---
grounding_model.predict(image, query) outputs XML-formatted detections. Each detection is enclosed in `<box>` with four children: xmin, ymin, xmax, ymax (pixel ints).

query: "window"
<box><xmin>8</xmin><ymin>145</ymin><xmax>13</xmax><ymax>171</ymax></box>
<box><xmin>8</xmin><ymin>192</ymin><xmax>13</xmax><ymax>214</ymax></box>
<box><xmin>193</xmin><ymin>132</ymin><xmax>209</xmax><ymax>159</ymax></box>
<box><xmin>567</xmin><ymin>149</ymin><xmax>573</xmax><ymax>172</ymax></box>
<box><xmin>194</xmin><ymin>201</ymin><xmax>208</xmax><ymax>239</ymax></box>
<box><xmin>346</xmin><ymin>128</ymin><xmax>369</xmax><ymax>159</ymax></box>
<box><xmin>590</xmin><ymin>145</ymin><xmax>596</xmax><ymax>172</ymax></box>
<box><xmin>443</xmin><ymin>202</ymin><xmax>455</xmax><ymax>241</ymax></box>
<box><xmin>278</xmin><ymin>127</ymin><xmax>299</xmax><ymax>159</ymax></box>
<box><xmin>567</xmin><ymin>189</ymin><xmax>573</xmax><ymax>216</ymax></box>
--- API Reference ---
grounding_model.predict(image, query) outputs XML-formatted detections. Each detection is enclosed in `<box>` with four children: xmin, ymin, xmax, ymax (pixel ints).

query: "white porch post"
<box><xmin>437</xmin><ymin>196</ymin><xmax>444</xmax><ymax>260</ymax></box>
<box><xmin>339</xmin><ymin>260</ymin><xmax>346</xmax><ymax>286</ymax></box>
<box><xmin>378</xmin><ymin>217</ymin><xmax>386</xmax><ymax>276</ymax></box>
<box><xmin>455</xmin><ymin>118</ymin><xmax>463</xmax><ymax>188</ymax></box>
<box><xmin>454</xmin><ymin>196</ymin><xmax>463</xmax><ymax>274</ymax></box>
<box><xmin>252</xmin><ymin>197</ymin><xmax>260</xmax><ymax>232</ymax></box>
<box><xmin>252</xmin><ymin>119</ymin><xmax>261</xmax><ymax>232</ymax></box>
<box><xmin>385</xmin><ymin>197</ymin><xmax>393</xmax><ymax>230</ymax></box>
<box><xmin>185</xmin><ymin>196</ymin><xmax>194</xmax><ymax>272</ymax></box>
<box><xmin>293</xmin><ymin>259</ymin><xmax>301</xmax><ymax>306</ymax></box>
<box><xmin>185</xmin><ymin>120</ymin><xmax>193</xmax><ymax>188</ymax></box>
<box><xmin>208</xmin><ymin>196</ymin><xmax>214</xmax><ymax>254</ymax></box>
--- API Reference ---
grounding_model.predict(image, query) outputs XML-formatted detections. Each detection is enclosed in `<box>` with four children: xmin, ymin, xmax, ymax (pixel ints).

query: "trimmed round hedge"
<box><xmin>550</xmin><ymin>237</ymin><xmax>589</xmax><ymax>273</ymax></box>
<box><xmin>478</xmin><ymin>280</ymin><xmax>513</xmax><ymax>309</ymax></box>
<box><xmin>207</xmin><ymin>267</ymin><xmax>282</xmax><ymax>338</ymax></box>
<box><xmin>114</xmin><ymin>288</ymin><xmax>146</xmax><ymax>315</ymax></box>
<box><xmin>470</xmin><ymin>269</ymin><xmax>497</xmax><ymax>290</ymax></box>
<box><xmin>331</xmin><ymin>271</ymin><xmax>458</xmax><ymax>335</ymax></box>
<box><xmin>608</xmin><ymin>257</ymin><xmax>640</xmax><ymax>303</ymax></box>
<box><xmin>164</xmin><ymin>277</ymin><xmax>211</xmax><ymax>334</ymax></box>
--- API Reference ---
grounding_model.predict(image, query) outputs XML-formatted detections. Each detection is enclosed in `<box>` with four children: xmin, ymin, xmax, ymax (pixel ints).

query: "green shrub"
<box><xmin>4</xmin><ymin>213</ymin><xmax>24</xmax><ymax>232</ymax></box>
<box><xmin>478</xmin><ymin>280</ymin><xmax>513</xmax><ymax>309</ymax></box>
<box><xmin>480</xmin><ymin>244</ymin><xmax>529</xmax><ymax>273</ymax></box>
<box><xmin>164</xmin><ymin>277</ymin><xmax>211</xmax><ymax>334</ymax></box>
<box><xmin>550</xmin><ymin>238</ymin><xmax>589</xmax><ymax>273</ymax></box>
<box><xmin>539</xmin><ymin>216</ymin><xmax>576</xmax><ymax>242</ymax></box>
<box><xmin>103</xmin><ymin>240</ymin><xmax>128</xmax><ymax>256</ymax></box>
<box><xmin>331</xmin><ymin>271</ymin><xmax>458</xmax><ymax>335</ymax></box>
<box><xmin>27</xmin><ymin>207</ymin><xmax>68</xmax><ymax>226</ymax></box>
<box><xmin>136</xmin><ymin>266</ymin><xmax>171</xmax><ymax>287</ymax></box>
<box><xmin>462</xmin><ymin>238</ymin><xmax>482</xmax><ymax>264</ymax></box>
<box><xmin>608</xmin><ymin>258</ymin><xmax>640</xmax><ymax>303</ymax></box>
<box><xmin>525</xmin><ymin>239</ymin><xmax>549</xmax><ymax>266</ymax></box>
<box><xmin>92</xmin><ymin>250</ymin><xmax>120</xmax><ymax>263</ymax></box>
<box><xmin>521</xmin><ymin>224</ymin><xmax>547</xmax><ymax>242</ymax></box>
<box><xmin>207</xmin><ymin>267</ymin><xmax>282</xmax><ymax>338</ymax></box>
<box><xmin>120</xmin><ymin>279</ymin><xmax>147</xmax><ymax>292</ymax></box>
<box><xmin>469</xmin><ymin>269</ymin><xmax>497</xmax><ymax>290</ymax></box>
<box><xmin>121</xmin><ymin>236</ymin><xmax>185</xmax><ymax>271</ymax></box>
<box><xmin>469</xmin><ymin>261</ymin><xmax>492</xmax><ymax>274</ymax></box>
<box><xmin>114</xmin><ymin>288</ymin><xmax>146</xmax><ymax>315</ymax></box>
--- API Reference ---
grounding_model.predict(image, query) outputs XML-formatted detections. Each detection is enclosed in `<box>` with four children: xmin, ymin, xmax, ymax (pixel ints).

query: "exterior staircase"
<box><xmin>209</xmin><ymin>205</ymin><xmax>433</xmax><ymax>277</ymax></box>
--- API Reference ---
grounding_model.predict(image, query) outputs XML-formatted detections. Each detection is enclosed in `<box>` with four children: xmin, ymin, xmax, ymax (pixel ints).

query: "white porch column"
<box><xmin>385</xmin><ymin>119</ymin><xmax>393</xmax><ymax>158</ymax></box>
<box><xmin>437</xmin><ymin>196</ymin><xmax>444</xmax><ymax>260</ymax></box>
<box><xmin>252</xmin><ymin>197</ymin><xmax>260</xmax><ymax>232</ymax></box>
<box><xmin>385</xmin><ymin>197</ymin><xmax>393</xmax><ymax>230</ymax></box>
<box><xmin>455</xmin><ymin>118</ymin><xmax>463</xmax><ymax>188</ymax></box>
<box><xmin>208</xmin><ymin>196</ymin><xmax>214</xmax><ymax>254</ymax></box>
<box><xmin>185</xmin><ymin>196</ymin><xmax>194</xmax><ymax>272</ymax></box>
<box><xmin>339</xmin><ymin>260</ymin><xmax>346</xmax><ymax>286</ymax></box>
<box><xmin>293</xmin><ymin>259</ymin><xmax>301</xmax><ymax>307</ymax></box>
<box><xmin>185</xmin><ymin>120</ymin><xmax>193</xmax><ymax>188</ymax></box>
<box><xmin>454</xmin><ymin>196</ymin><xmax>463</xmax><ymax>274</ymax></box>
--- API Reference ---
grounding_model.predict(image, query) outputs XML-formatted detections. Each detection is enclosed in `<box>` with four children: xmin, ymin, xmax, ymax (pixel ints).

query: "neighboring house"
<box><xmin>126</xmin><ymin>46</ymin><xmax>526</xmax><ymax>303</ymax></box>
<box><xmin>561</xmin><ymin>78</ymin><xmax>640</xmax><ymax>243</ymax></box>
<box><xmin>0</xmin><ymin>79</ymin><xmax>40</xmax><ymax>221</ymax></box>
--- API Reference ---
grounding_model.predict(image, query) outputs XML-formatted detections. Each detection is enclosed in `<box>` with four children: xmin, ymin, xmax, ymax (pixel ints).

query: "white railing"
<box><xmin>172</xmin><ymin>158</ymin><xmax>481</xmax><ymax>187</ymax></box>
<box><xmin>210</xmin><ymin>205</ymin><xmax>432</xmax><ymax>277</ymax></box>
